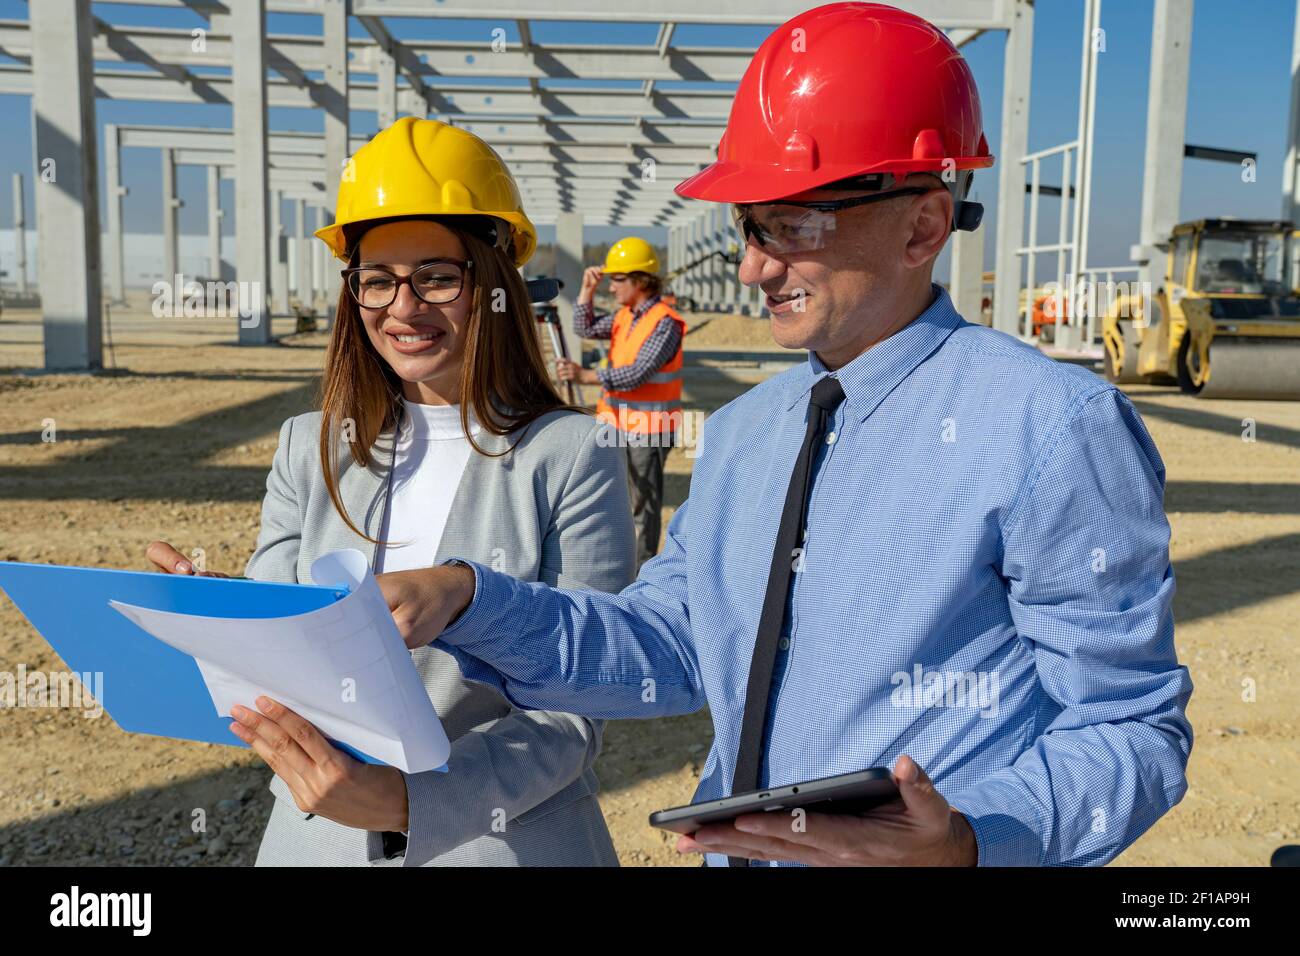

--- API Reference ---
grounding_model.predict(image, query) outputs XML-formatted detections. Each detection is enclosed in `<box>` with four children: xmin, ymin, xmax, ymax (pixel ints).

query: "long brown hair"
<box><xmin>317</xmin><ymin>217</ymin><xmax>582</xmax><ymax>545</ymax></box>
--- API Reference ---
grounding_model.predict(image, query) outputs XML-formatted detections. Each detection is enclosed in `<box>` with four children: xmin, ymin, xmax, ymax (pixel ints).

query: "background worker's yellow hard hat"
<box><xmin>315</xmin><ymin>116</ymin><xmax>537</xmax><ymax>267</ymax></box>
<box><xmin>604</xmin><ymin>237</ymin><xmax>660</xmax><ymax>275</ymax></box>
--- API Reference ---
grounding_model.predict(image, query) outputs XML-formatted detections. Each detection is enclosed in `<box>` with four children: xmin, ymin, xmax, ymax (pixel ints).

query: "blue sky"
<box><xmin>0</xmin><ymin>1</ymin><xmax>1295</xmax><ymax>267</ymax></box>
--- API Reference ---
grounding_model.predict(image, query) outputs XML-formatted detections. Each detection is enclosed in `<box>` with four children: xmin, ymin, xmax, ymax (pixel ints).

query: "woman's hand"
<box><xmin>376</xmin><ymin>564</ymin><xmax>476</xmax><ymax>650</ymax></box>
<box><xmin>145</xmin><ymin>540</ymin><xmax>229</xmax><ymax>577</ymax></box>
<box><xmin>229</xmin><ymin>696</ymin><xmax>409</xmax><ymax>832</ymax></box>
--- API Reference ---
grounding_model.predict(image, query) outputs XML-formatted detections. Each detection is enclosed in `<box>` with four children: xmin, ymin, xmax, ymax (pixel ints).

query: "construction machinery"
<box><xmin>1102</xmin><ymin>218</ymin><xmax>1300</xmax><ymax>399</ymax></box>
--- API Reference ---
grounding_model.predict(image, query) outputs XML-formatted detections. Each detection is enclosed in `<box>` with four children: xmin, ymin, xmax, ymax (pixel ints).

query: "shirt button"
<box><xmin>778</xmin><ymin>637</ymin><xmax>791</xmax><ymax>651</ymax></box>
<box><xmin>825</xmin><ymin>431</ymin><xmax>837</xmax><ymax>445</ymax></box>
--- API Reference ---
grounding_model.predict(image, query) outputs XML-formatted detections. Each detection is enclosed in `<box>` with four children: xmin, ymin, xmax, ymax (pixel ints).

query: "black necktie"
<box><xmin>728</xmin><ymin>374</ymin><xmax>845</xmax><ymax>867</ymax></box>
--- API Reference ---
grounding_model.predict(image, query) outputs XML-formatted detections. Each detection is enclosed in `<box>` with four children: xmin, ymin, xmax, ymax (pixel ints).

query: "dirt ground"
<box><xmin>0</xmin><ymin>296</ymin><xmax>1295</xmax><ymax>867</ymax></box>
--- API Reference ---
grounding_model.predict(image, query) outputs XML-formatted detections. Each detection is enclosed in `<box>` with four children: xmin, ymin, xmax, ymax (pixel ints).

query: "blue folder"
<box><xmin>0</xmin><ymin>560</ymin><xmax>389</xmax><ymax>765</ymax></box>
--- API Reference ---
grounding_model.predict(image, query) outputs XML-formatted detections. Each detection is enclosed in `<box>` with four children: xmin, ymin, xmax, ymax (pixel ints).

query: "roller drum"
<box><xmin>1198</xmin><ymin>337</ymin><xmax>1300</xmax><ymax>400</ymax></box>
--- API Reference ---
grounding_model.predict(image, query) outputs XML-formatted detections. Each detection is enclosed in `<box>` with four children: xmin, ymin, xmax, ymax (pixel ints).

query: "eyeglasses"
<box><xmin>340</xmin><ymin>259</ymin><xmax>473</xmax><ymax>309</ymax></box>
<box><xmin>731</xmin><ymin>187</ymin><xmax>933</xmax><ymax>254</ymax></box>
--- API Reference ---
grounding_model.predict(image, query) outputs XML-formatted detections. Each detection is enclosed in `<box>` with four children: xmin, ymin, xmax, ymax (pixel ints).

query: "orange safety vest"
<box><xmin>595</xmin><ymin>300</ymin><xmax>686</xmax><ymax>435</ymax></box>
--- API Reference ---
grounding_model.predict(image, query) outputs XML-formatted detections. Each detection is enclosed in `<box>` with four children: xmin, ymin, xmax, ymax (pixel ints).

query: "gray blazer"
<box><xmin>244</xmin><ymin>405</ymin><xmax>637</xmax><ymax>866</ymax></box>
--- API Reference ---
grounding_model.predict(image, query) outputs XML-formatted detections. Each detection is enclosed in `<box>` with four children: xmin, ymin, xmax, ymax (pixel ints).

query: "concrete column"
<box><xmin>1140</xmin><ymin>0</ymin><xmax>1193</xmax><ymax>295</ymax></box>
<box><xmin>555</xmin><ymin>211</ymin><xmax>585</xmax><ymax>373</ymax></box>
<box><xmin>31</xmin><ymin>0</ymin><xmax>102</xmax><ymax>370</ymax></box>
<box><xmin>104</xmin><ymin>124</ymin><xmax>127</xmax><ymax>304</ymax></box>
<box><xmin>293</xmin><ymin>198</ymin><xmax>307</xmax><ymax>304</ymax></box>
<box><xmin>707</xmin><ymin>206</ymin><xmax>722</xmax><ymax>309</ymax></box>
<box><xmin>992</xmin><ymin>0</ymin><xmax>1034</xmax><ymax>337</ymax></box>
<box><xmin>224</xmin><ymin>0</ymin><xmax>271</xmax><ymax>342</ymax></box>
<box><xmin>162</xmin><ymin>147</ymin><xmax>180</xmax><ymax>286</ymax></box>
<box><xmin>1284</xmin><ymin>0</ymin><xmax>1300</xmax><ymax>221</ymax></box>
<box><xmin>676</xmin><ymin>221</ymin><xmax>686</xmax><ymax>304</ymax></box>
<box><xmin>950</xmin><ymin>225</ymin><xmax>986</xmax><ymax>324</ymax></box>
<box><xmin>312</xmin><ymin>206</ymin><xmax>327</xmax><ymax>311</ymax></box>
<box><xmin>11</xmin><ymin>173</ymin><xmax>27</xmax><ymax>295</ymax></box>
<box><xmin>322</xmin><ymin>0</ymin><xmax>350</xmax><ymax>316</ymax></box>
<box><xmin>719</xmin><ymin>206</ymin><xmax>738</xmax><ymax>310</ymax></box>
<box><xmin>207</xmin><ymin>165</ymin><xmax>223</xmax><ymax>279</ymax></box>
<box><xmin>376</xmin><ymin>44</ymin><xmax>397</xmax><ymax>128</ymax></box>
<box><xmin>688</xmin><ymin>215</ymin><xmax>702</xmax><ymax>306</ymax></box>
<box><xmin>271</xmin><ymin>190</ymin><xmax>289</xmax><ymax>314</ymax></box>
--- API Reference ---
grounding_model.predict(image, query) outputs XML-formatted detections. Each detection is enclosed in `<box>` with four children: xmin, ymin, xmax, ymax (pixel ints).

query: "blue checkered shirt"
<box><xmin>439</xmin><ymin>285</ymin><xmax>1193</xmax><ymax>867</ymax></box>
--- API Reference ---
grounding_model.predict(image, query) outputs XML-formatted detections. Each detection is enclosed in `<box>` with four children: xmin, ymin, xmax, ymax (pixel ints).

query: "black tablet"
<box><xmin>649</xmin><ymin>767</ymin><xmax>899</xmax><ymax>835</ymax></box>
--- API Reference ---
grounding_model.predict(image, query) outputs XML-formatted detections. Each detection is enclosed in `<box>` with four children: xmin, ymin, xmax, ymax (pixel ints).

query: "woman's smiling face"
<box><xmin>354</xmin><ymin>219</ymin><xmax>474</xmax><ymax>405</ymax></box>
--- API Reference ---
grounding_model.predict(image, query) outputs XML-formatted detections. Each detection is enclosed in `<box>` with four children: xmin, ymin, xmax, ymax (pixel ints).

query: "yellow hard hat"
<box><xmin>604</xmin><ymin>236</ymin><xmax>660</xmax><ymax>275</ymax></box>
<box><xmin>315</xmin><ymin>116</ymin><xmax>537</xmax><ymax>267</ymax></box>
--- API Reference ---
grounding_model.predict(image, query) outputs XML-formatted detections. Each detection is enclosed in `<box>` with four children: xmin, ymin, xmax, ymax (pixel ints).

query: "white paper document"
<box><xmin>108</xmin><ymin>549</ymin><xmax>451</xmax><ymax>773</ymax></box>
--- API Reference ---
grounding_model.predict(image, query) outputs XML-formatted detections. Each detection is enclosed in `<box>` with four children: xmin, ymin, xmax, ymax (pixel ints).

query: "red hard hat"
<box><xmin>675</xmin><ymin>2</ymin><xmax>994</xmax><ymax>204</ymax></box>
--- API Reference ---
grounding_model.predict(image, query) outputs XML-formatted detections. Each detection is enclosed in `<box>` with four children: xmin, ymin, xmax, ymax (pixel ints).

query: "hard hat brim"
<box><xmin>315</xmin><ymin>210</ymin><xmax>535</xmax><ymax>267</ymax></box>
<box><xmin>675</xmin><ymin>155</ymin><xmax>995</xmax><ymax>205</ymax></box>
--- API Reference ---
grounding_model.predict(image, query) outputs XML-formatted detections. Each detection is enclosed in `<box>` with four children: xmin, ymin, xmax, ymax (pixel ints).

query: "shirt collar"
<box><xmin>783</xmin><ymin>284</ymin><xmax>964</xmax><ymax>422</ymax></box>
<box><xmin>632</xmin><ymin>294</ymin><xmax>661</xmax><ymax>318</ymax></box>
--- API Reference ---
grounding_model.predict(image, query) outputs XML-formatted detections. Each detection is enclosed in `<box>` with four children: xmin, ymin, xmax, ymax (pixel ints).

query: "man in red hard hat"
<box><xmin>380</xmin><ymin>3</ymin><xmax>1191</xmax><ymax>868</ymax></box>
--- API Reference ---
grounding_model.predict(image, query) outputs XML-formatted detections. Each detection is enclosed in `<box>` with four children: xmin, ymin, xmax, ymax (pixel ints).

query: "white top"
<box><xmin>373</xmin><ymin>399</ymin><xmax>480</xmax><ymax>574</ymax></box>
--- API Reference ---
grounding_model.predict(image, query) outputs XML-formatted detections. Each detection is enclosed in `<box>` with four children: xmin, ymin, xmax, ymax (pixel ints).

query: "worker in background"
<box><xmin>556</xmin><ymin>237</ymin><xmax>686</xmax><ymax>567</ymax></box>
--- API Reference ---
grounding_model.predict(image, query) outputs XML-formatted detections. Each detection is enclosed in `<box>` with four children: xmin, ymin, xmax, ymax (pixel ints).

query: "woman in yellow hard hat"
<box><xmin>145</xmin><ymin>116</ymin><xmax>633</xmax><ymax>866</ymax></box>
<box><xmin>557</xmin><ymin>236</ymin><xmax>686</xmax><ymax>568</ymax></box>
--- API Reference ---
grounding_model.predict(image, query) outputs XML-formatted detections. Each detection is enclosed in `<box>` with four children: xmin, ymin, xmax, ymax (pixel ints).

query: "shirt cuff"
<box><xmin>946</xmin><ymin>783</ymin><xmax>1045</xmax><ymax>867</ymax></box>
<box><xmin>438</xmin><ymin>558</ymin><xmax>509</xmax><ymax>648</ymax></box>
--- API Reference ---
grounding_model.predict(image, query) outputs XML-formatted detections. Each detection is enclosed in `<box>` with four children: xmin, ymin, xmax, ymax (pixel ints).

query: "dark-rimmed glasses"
<box><xmin>341</xmin><ymin>258</ymin><xmax>473</xmax><ymax>309</ymax></box>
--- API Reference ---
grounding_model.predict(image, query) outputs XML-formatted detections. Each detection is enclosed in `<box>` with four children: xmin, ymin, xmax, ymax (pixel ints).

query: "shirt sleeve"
<box><xmin>438</xmin><ymin>491</ymin><xmax>706</xmax><ymax>721</ymax></box>
<box><xmin>573</xmin><ymin>300</ymin><xmax>615</xmax><ymax>340</ymax></box>
<box><xmin>597</xmin><ymin>315</ymin><xmax>682</xmax><ymax>392</ymax></box>
<box><xmin>945</xmin><ymin>387</ymin><xmax>1193</xmax><ymax>866</ymax></box>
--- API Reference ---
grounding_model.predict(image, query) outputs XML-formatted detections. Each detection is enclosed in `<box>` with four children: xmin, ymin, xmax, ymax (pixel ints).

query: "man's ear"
<box><xmin>902</xmin><ymin>188</ymin><xmax>953</xmax><ymax>270</ymax></box>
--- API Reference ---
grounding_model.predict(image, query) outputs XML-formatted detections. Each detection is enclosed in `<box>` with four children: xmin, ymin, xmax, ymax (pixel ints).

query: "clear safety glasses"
<box><xmin>730</xmin><ymin>185</ymin><xmax>935</xmax><ymax>254</ymax></box>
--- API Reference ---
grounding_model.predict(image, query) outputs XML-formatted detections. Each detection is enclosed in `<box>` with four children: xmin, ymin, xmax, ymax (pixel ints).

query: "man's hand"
<box><xmin>376</xmin><ymin>563</ymin><xmax>476</xmax><ymax>650</ymax></box>
<box><xmin>229</xmin><ymin>696</ymin><xmax>409</xmax><ymax>832</ymax></box>
<box><xmin>578</xmin><ymin>264</ymin><xmax>604</xmax><ymax>303</ymax></box>
<box><xmin>555</xmin><ymin>357</ymin><xmax>599</xmax><ymax>385</ymax></box>
<box><xmin>678</xmin><ymin>755</ymin><xmax>979</xmax><ymax>866</ymax></box>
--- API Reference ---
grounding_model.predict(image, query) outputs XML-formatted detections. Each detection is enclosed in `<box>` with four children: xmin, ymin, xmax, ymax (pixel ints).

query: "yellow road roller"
<box><xmin>1102</xmin><ymin>218</ymin><xmax>1300</xmax><ymax>399</ymax></box>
